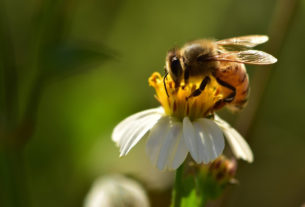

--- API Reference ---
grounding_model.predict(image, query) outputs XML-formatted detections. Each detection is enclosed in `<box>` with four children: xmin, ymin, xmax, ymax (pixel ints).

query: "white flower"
<box><xmin>112</xmin><ymin>107</ymin><xmax>253</xmax><ymax>171</ymax></box>
<box><xmin>84</xmin><ymin>174</ymin><xmax>150</xmax><ymax>207</ymax></box>
<box><xmin>112</xmin><ymin>72</ymin><xmax>253</xmax><ymax>171</ymax></box>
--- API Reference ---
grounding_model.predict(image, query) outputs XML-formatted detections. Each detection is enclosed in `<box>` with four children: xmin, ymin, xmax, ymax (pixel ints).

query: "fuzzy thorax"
<box><xmin>149</xmin><ymin>72</ymin><xmax>224</xmax><ymax>121</ymax></box>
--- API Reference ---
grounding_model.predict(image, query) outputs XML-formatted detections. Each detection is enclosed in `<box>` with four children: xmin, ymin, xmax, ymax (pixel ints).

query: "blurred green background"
<box><xmin>0</xmin><ymin>0</ymin><xmax>304</xmax><ymax>206</ymax></box>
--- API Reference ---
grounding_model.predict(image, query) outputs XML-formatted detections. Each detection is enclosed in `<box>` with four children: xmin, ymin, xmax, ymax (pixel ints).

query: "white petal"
<box><xmin>146</xmin><ymin>117</ymin><xmax>188</xmax><ymax>170</ymax></box>
<box><xmin>214</xmin><ymin>115</ymin><xmax>254</xmax><ymax>162</ymax></box>
<box><xmin>112</xmin><ymin>107</ymin><xmax>163</xmax><ymax>143</ymax></box>
<box><xmin>195</xmin><ymin>119</ymin><xmax>224</xmax><ymax>163</ymax></box>
<box><xmin>183</xmin><ymin>117</ymin><xmax>224</xmax><ymax>164</ymax></box>
<box><xmin>183</xmin><ymin>117</ymin><xmax>199</xmax><ymax>162</ymax></box>
<box><xmin>119</xmin><ymin>114</ymin><xmax>160</xmax><ymax>156</ymax></box>
<box><xmin>112</xmin><ymin>107</ymin><xmax>163</xmax><ymax>156</ymax></box>
<box><xmin>196</xmin><ymin>119</ymin><xmax>225</xmax><ymax>163</ymax></box>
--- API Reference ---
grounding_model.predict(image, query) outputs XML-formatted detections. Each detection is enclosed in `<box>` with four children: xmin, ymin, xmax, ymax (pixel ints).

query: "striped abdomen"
<box><xmin>215</xmin><ymin>62</ymin><xmax>250</xmax><ymax>111</ymax></box>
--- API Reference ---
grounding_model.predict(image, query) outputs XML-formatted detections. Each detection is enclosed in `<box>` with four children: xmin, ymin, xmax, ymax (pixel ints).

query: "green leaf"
<box><xmin>41</xmin><ymin>42</ymin><xmax>113</xmax><ymax>78</ymax></box>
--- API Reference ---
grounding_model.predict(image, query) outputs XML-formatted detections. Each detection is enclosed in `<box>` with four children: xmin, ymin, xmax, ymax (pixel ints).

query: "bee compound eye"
<box><xmin>170</xmin><ymin>56</ymin><xmax>182</xmax><ymax>77</ymax></box>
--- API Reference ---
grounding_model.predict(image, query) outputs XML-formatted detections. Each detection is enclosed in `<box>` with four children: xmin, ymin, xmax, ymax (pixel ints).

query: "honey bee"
<box><xmin>164</xmin><ymin>35</ymin><xmax>277</xmax><ymax>110</ymax></box>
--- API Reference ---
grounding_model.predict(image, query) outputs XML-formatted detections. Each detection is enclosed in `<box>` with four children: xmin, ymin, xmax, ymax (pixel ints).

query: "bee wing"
<box><xmin>216</xmin><ymin>35</ymin><xmax>269</xmax><ymax>48</ymax></box>
<box><xmin>213</xmin><ymin>50</ymin><xmax>277</xmax><ymax>65</ymax></box>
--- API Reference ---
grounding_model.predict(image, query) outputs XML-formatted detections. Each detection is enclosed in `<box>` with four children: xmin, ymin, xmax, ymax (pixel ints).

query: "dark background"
<box><xmin>0</xmin><ymin>0</ymin><xmax>304</xmax><ymax>206</ymax></box>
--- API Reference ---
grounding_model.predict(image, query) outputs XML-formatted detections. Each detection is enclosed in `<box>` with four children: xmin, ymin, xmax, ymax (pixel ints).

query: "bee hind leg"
<box><xmin>215</xmin><ymin>77</ymin><xmax>236</xmax><ymax>103</ymax></box>
<box><xmin>187</xmin><ymin>76</ymin><xmax>210</xmax><ymax>100</ymax></box>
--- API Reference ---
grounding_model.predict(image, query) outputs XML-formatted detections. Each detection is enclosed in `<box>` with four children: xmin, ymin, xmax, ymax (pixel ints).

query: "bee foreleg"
<box><xmin>187</xmin><ymin>76</ymin><xmax>210</xmax><ymax>99</ymax></box>
<box><xmin>215</xmin><ymin>77</ymin><xmax>236</xmax><ymax>102</ymax></box>
<box><xmin>163</xmin><ymin>72</ymin><xmax>169</xmax><ymax>97</ymax></box>
<box><xmin>184</xmin><ymin>65</ymin><xmax>190</xmax><ymax>85</ymax></box>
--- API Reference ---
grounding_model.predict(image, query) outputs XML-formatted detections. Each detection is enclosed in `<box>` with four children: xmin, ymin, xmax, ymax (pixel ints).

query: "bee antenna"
<box><xmin>163</xmin><ymin>72</ymin><xmax>169</xmax><ymax>97</ymax></box>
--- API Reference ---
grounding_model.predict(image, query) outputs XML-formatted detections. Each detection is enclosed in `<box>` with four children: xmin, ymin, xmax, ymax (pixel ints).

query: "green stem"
<box><xmin>0</xmin><ymin>0</ymin><xmax>19</xmax><ymax>131</ymax></box>
<box><xmin>0</xmin><ymin>146</ymin><xmax>29</xmax><ymax>207</ymax></box>
<box><xmin>172</xmin><ymin>163</ymin><xmax>184</xmax><ymax>207</ymax></box>
<box><xmin>0</xmin><ymin>3</ymin><xmax>32</xmax><ymax>207</ymax></box>
<box><xmin>195</xmin><ymin>176</ymin><xmax>208</xmax><ymax>207</ymax></box>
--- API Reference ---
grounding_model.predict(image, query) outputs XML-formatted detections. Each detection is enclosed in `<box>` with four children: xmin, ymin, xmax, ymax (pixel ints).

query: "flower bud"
<box><xmin>207</xmin><ymin>155</ymin><xmax>237</xmax><ymax>186</ymax></box>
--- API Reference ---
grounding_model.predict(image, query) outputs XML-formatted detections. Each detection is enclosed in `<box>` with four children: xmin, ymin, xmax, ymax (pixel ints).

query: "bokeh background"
<box><xmin>1</xmin><ymin>0</ymin><xmax>304</xmax><ymax>206</ymax></box>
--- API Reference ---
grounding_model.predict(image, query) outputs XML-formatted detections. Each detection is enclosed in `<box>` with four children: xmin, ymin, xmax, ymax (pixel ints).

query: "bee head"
<box><xmin>165</xmin><ymin>49</ymin><xmax>183</xmax><ymax>87</ymax></box>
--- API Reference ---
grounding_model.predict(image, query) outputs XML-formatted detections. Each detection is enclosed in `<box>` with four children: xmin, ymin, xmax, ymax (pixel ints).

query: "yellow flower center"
<box><xmin>149</xmin><ymin>72</ymin><xmax>225</xmax><ymax>121</ymax></box>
